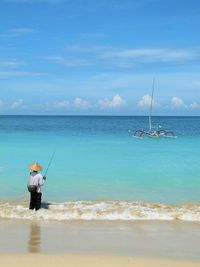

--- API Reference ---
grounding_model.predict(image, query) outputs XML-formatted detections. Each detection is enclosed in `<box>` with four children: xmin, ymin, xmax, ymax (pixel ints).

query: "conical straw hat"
<box><xmin>28</xmin><ymin>162</ymin><xmax>43</xmax><ymax>172</ymax></box>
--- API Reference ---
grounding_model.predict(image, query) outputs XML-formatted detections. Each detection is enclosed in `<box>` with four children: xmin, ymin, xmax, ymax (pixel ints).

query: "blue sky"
<box><xmin>0</xmin><ymin>0</ymin><xmax>200</xmax><ymax>115</ymax></box>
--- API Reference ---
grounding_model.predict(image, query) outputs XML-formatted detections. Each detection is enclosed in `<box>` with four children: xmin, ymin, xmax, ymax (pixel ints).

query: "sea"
<box><xmin>0</xmin><ymin>115</ymin><xmax>200</xmax><ymax>221</ymax></box>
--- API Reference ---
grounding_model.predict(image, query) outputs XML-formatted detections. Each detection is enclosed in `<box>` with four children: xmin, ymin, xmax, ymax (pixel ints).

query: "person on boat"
<box><xmin>152</xmin><ymin>130</ymin><xmax>160</xmax><ymax>136</ymax></box>
<box><xmin>155</xmin><ymin>130</ymin><xmax>160</xmax><ymax>136</ymax></box>
<box><xmin>27</xmin><ymin>162</ymin><xmax>46</xmax><ymax>211</ymax></box>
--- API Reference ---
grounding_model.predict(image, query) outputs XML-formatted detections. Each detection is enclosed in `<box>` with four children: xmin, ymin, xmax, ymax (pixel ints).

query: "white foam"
<box><xmin>0</xmin><ymin>201</ymin><xmax>200</xmax><ymax>221</ymax></box>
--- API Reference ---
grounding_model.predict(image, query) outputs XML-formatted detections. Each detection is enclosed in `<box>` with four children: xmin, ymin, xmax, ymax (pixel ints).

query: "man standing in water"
<box><xmin>27</xmin><ymin>162</ymin><xmax>46</xmax><ymax>211</ymax></box>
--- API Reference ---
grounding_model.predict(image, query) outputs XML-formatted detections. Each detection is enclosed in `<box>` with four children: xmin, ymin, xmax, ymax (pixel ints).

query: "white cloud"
<box><xmin>31</xmin><ymin>102</ymin><xmax>51</xmax><ymax>111</ymax></box>
<box><xmin>80</xmin><ymin>33</ymin><xmax>107</xmax><ymax>39</ymax></box>
<box><xmin>0</xmin><ymin>100</ymin><xmax>4</xmax><ymax>108</ymax></box>
<box><xmin>98</xmin><ymin>94</ymin><xmax>126</xmax><ymax>109</ymax></box>
<box><xmin>4</xmin><ymin>0</ymin><xmax>155</xmax><ymax>7</ymax></box>
<box><xmin>0</xmin><ymin>28</ymin><xmax>36</xmax><ymax>38</ymax></box>
<box><xmin>9</xmin><ymin>28</ymin><xmax>35</xmax><ymax>34</ymax></box>
<box><xmin>53</xmin><ymin>98</ymin><xmax>91</xmax><ymax>109</ymax></box>
<box><xmin>45</xmin><ymin>56</ymin><xmax>91</xmax><ymax>67</ymax></box>
<box><xmin>100</xmin><ymin>48</ymin><xmax>198</xmax><ymax>63</ymax></box>
<box><xmin>73</xmin><ymin>98</ymin><xmax>91</xmax><ymax>109</ymax></box>
<box><xmin>171</xmin><ymin>97</ymin><xmax>187</xmax><ymax>108</ymax></box>
<box><xmin>65</xmin><ymin>45</ymin><xmax>198</xmax><ymax>63</ymax></box>
<box><xmin>189</xmin><ymin>102</ymin><xmax>199</xmax><ymax>110</ymax></box>
<box><xmin>45</xmin><ymin>46</ymin><xmax>200</xmax><ymax>70</ymax></box>
<box><xmin>11</xmin><ymin>99</ymin><xmax>24</xmax><ymax>109</ymax></box>
<box><xmin>4</xmin><ymin>0</ymin><xmax>64</xmax><ymax>3</ymax></box>
<box><xmin>0</xmin><ymin>71</ymin><xmax>47</xmax><ymax>78</ymax></box>
<box><xmin>65</xmin><ymin>45</ymin><xmax>107</xmax><ymax>53</ymax></box>
<box><xmin>54</xmin><ymin>100</ymin><xmax>70</xmax><ymax>108</ymax></box>
<box><xmin>138</xmin><ymin>94</ymin><xmax>152</xmax><ymax>107</ymax></box>
<box><xmin>171</xmin><ymin>97</ymin><xmax>199</xmax><ymax>110</ymax></box>
<box><xmin>0</xmin><ymin>59</ymin><xmax>26</xmax><ymax>69</ymax></box>
<box><xmin>138</xmin><ymin>94</ymin><xmax>159</xmax><ymax>108</ymax></box>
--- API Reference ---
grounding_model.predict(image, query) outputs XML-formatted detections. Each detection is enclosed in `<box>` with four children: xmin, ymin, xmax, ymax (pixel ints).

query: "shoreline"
<box><xmin>0</xmin><ymin>199</ymin><xmax>200</xmax><ymax>221</ymax></box>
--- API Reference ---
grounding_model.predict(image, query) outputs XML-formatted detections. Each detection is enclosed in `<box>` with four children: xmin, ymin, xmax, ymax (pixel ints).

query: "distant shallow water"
<box><xmin>0</xmin><ymin>116</ymin><xmax>200</xmax><ymax>205</ymax></box>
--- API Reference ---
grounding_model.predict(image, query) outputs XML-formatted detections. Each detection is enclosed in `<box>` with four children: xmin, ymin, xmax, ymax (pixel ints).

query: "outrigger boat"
<box><xmin>130</xmin><ymin>79</ymin><xmax>176</xmax><ymax>139</ymax></box>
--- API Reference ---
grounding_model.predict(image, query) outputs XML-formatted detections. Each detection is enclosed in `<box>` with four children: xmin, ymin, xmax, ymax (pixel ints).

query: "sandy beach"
<box><xmin>0</xmin><ymin>254</ymin><xmax>200</xmax><ymax>267</ymax></box>
<box><xmin>0</xmin><ymin>219</ymin><xmax>200</xmax><ymax>266</ymax></box>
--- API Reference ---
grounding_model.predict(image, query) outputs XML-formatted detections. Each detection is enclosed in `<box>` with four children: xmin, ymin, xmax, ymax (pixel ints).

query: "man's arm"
<box><xmin>38</xmin><ymin>174</ymin><xmax>45</xmax><ymax>186</ymax></box>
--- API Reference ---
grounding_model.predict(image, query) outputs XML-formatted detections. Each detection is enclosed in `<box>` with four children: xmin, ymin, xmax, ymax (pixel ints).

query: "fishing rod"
<box><xmin>43</xmin><ymin>149</ymin><xmax>56</xmax><ymax>177</ymax></box>
<box><xmin>149</xmin><ymin>77</ymin><xmax>155</xmax><ymax>132</ymax></box>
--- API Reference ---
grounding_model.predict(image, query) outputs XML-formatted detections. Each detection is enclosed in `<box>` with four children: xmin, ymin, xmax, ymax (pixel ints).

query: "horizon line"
<box><xmin>0</xmin><ymin>114</ymin><xmax>200</xmax><ymax>117</ymax></box>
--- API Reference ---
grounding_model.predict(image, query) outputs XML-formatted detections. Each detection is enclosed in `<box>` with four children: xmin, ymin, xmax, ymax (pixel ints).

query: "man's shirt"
<box><xmin>28</xmin><ymin>171</ymin><xmax>44</xmax><ymax>193</ymax></box>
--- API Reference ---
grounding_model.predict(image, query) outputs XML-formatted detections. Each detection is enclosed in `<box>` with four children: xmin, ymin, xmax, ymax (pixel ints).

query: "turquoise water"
<box><xmin>0</xmin><ymin>116</ymin><xmax>200</xmax><ymax>204</ymax></box>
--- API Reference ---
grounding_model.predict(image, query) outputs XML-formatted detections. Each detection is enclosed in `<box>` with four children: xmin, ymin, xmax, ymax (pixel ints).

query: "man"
<box><xmin>27</xmin><ymin>162</ymin><xmax>46</xmax><ymax>211</ymax></box>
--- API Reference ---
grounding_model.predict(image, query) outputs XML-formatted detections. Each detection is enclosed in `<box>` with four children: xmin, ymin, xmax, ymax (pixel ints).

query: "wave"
<box><xmin>0</xmin><ymin>201</ymin><xmax>200</xmax><ymax>221</ymax></box>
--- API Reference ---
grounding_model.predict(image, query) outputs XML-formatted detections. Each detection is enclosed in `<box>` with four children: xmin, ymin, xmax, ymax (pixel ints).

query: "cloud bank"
<box><xmin>98</xmin><ymin>94</ymin><xmax>126</xmax><ymax>109</ymax></box>
<box><xmin>171</xmin><ymin>97</ymin><xmax>199</xmax><ymax>110</ymax></box>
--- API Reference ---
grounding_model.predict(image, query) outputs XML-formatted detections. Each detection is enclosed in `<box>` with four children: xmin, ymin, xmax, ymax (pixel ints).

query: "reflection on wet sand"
<box><xmin>28</xmin><ymin>222</ymin><xmax>41</xmax><ymax>253</ymax></box>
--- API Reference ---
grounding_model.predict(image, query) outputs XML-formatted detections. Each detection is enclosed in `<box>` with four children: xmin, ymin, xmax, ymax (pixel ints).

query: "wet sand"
<box><xmin>0</xmin><ymin>219</ymin><xmax>200</xmax><ymax>261</ymax></box>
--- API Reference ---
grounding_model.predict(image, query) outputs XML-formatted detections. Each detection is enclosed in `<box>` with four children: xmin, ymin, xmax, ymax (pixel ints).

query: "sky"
<box><xmin>0</xmin><ymin>0</ymin><xmax>200</xmax><ymax>115</ymax></box>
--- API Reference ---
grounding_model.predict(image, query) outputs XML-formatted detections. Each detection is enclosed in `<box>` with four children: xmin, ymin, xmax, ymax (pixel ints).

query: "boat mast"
<box><xmin>149</xmin><ymin>78</ymin><xmax>155</xmax><ymax>131</ymax></box>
